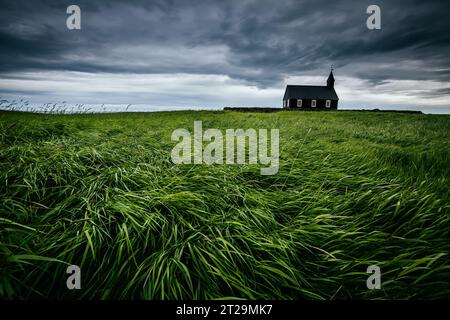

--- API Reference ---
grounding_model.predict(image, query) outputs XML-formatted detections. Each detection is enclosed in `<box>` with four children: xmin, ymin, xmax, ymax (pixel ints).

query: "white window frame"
<box><xmin>297</xmin><ymin>99</ymin><xmax>302</xmax><ymax>107</ymax></box>
<box><xmin>286</xmin><ymin>99</ymin><xmax>290</xmax><ymax>107</ymax></box>
<box><xmin>326</xmin><ymin>100</ymin><xmax>331</xmax><ymax>108</ymax></box>
<box><xmin>311</xmin><ymin>100</ymin><xmax>317</xmax><ymax>108</ymax></box>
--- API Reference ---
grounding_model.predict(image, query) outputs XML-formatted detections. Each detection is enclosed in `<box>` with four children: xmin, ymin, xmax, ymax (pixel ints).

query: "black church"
<box><xmin>283</xmin><ymin>70</ymin><xmax>339</xmax><ymax>109</ymax></box>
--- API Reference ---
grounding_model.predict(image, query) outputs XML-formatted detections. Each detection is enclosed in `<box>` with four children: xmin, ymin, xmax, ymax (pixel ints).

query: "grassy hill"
<box><xmin>0</xmin><ymin>110</ymin><xmax>449</xmax><ymax>299</ymax></box>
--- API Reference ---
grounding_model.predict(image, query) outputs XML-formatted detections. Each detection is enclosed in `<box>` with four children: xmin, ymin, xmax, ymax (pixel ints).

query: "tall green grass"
<box><xmin>0</xmin><ymin>110</ymin><xmax>449</xmax><ymax>299</ymax></box>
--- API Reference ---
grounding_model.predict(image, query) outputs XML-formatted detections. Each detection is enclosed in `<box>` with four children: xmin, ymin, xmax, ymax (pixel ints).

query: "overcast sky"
<box><xmin>0</xmin><ymin>0</ymin><xmax>449</xmax><ymax>113</ymax></box>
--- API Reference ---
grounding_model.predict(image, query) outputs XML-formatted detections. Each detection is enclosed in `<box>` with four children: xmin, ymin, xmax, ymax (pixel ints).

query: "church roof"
<box><xmin>283</xmin><ymin>85</ymin><xmax>339</xmax><ymax>100</ymax></box>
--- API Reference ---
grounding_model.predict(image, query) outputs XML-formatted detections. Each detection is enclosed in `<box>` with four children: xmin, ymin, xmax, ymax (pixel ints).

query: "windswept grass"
<box><xmin>0</xmin><ymin>110</ymin><xmax>449</xmax><ymax>299</ymax></box>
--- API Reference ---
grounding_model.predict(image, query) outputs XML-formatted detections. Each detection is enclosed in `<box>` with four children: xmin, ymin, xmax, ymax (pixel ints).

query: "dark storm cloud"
<box><xmin>0</xmin><ymin>0</ymin><xmax>450</xmax><ymax>87</ymax></box>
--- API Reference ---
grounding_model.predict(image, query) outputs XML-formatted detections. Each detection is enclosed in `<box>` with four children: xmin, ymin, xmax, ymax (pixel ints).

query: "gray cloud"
<box><xmin>0</xmin><ymin>0</ymin><xmax>449</xmax><ymax>109</ymax></box>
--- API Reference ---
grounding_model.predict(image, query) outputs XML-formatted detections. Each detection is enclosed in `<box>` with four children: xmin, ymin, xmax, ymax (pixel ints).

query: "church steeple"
<box><xmin>327</xmin><ymin>66</ymin><xmax>335</xmax><ymax>88</ymax></box>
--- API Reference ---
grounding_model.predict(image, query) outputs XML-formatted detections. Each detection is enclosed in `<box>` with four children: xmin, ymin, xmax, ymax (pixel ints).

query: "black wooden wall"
<box><xmin>284</xmin><ymin>99</ymin><xmax>338</xmax><ymax>109</ymax></box>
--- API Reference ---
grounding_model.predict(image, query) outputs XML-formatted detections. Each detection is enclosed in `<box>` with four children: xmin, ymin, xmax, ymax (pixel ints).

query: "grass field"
<box><xmin>0</xmin><ymin>110</ymin><xmax>449</xmax><ymax>299</ymax></box>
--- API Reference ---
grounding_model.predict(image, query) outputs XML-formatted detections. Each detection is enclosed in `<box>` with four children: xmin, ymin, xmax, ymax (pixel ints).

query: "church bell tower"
<box><xmin>327</xmin><ymin>66</ymin><xmax>335</xmax><ymax>88</ymax></box>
